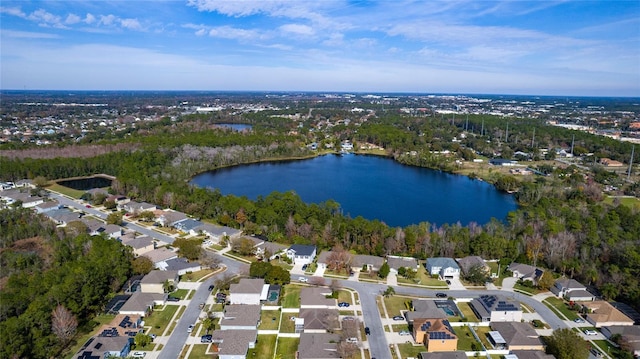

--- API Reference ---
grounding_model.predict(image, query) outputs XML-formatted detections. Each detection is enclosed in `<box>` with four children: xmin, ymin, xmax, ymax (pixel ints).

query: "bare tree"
<box><xmin>52</xmin><ymin>305</ymin><xmax>77</xmax><ymax>344</ymax></box>
<box><xmin>326</xmin><ymin>245</ymin><xmax>351</xmax><ymax>272</ymax></box>
<box><xmin>337</xmin><ymin>342</ymin><xmax>359</xmax><ymax>359</ymax></box>
<box><xmin>341</xmin><ymin>318</ymin><xmax>360</xmax><ymax>339</ymax></box>
<box><xmin>309</xmin><ymin>276</ymin><xmax>326</xmax><ymax>287</ymax></box>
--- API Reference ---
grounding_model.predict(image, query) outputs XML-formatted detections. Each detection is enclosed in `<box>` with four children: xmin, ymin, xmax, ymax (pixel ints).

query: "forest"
<box><xmin>1</xmin><ymin>108</ymin><xmax>639</xmax><ymax>321</ymax></box>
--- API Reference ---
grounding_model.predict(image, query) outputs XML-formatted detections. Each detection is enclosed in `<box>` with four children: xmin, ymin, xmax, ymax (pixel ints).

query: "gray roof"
<box><xmin>351</xmin><ymin>254</ymin><xmax>385</xmax><ymax>268</ymax></box>
<box><xmin>508</xmin><ymin>351</ymin><xmax>555</xmax><ymax>359</ymax></box>
<box><xmin>221</xmin><ymin>305</ymin><xmax>261</xmax><ymax>328</ymax></box>
<box><xmin>554</xmin><ymin>278</ymin><xmax>586</xmax><ymax>290</ymax></box>
<box><xmin>300</xmin><ymin>287</ymin><xmax>335</xmax><ymax>307</ymax></box>
<box><xmin>490</xmin><ymin>322</ymin><xmax>543</xmax><ymax>347</ymax></box>
<box><xmin>456</xmin><ymin>256</ymin><xmax>487</xmax><ymax>273</ymax></box>
<box><xmin>288</xmin><ymin>244</ymin><xmax>317</xmax><ymax>256</ymax></box>
<box><xmin>299</xmin><ymin>308</ymin><xmax>340</xmax><ymax>331</ymax></box>
<box><xmin>230</xmin><ymin>278</ymin><xmax>265</xmax><ymax>295</ymax></box>
<box><xmin>407</xmin><ymin>300</ymin><xmax>447</xmax><ymax>322</ymax></box>
<box><xmin>75</xmin><ymin>336</ymin><xmax>130</xmax><ymax>359</ymax></box>
<box><xmin>140</xmin><ymin>270</ymin><xmax>178</xmax><ymax>285</ymax></box>
<box><xmin>418</xmin><ymin>352</ymin><xmax>468</xmax><ymax>359</ymax></box>
<box><xmin>508</xmin><ymin>263</ymin><xmax>544</xmax><ymax>281</ymax></box>
<box><xmin>387</xmin><ymin>255</ymin><xmax>418</xmax><ymax>270</ymax></box>
<box><xmin>426</xmin><ymin>257</ymin><xmax>460</xmax><ymax>270</ymax></box>
<box><xmin>46</xmin><ymin>208</ymin><xmax>81</xmax><ymax>224</ymax></box>
<box><xmin>142</xmin><ymin>247</ymin><xmax>178</xmax><ymax>264</ymax></box>
<box><xmin>164</xmin><ymin>257</ymin><xmax>200</xmax><ymax>272</ymax></box>
<box><xmin>211</xmin><ymin>329</ymin><xmax>257</xmax><ymax>356</ymax></box>
<box><xmin>119</xmin><ymin>292</ymin><xmax>165</xmax><ymax>313</ymax></box>
<box><xmin>174</xmin><ymin>218</ymin><xmax>203</xmax><ymax>232</ymax></box>
<box><xmin>122</xmin><ymin>235</ymin><xmax>154</xmax><ymax>249</ymax></box>
<box><xmin>196</xmin><ymin>223</ymin><xmax>241</xmax><ymax>237</ymax></box>
<box><xmin>566</xmin><ymin>290</ymin><xmax>594</xmax><ymax>300</ymax></box>
<box><xmin>298</xmin><ymin>333</ymin><xmax>341</xmax><ymax>359</ymax></box>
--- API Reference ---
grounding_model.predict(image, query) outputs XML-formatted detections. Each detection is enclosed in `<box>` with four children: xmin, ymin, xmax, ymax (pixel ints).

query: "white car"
<box><xmin>584</xmin><ymin>329</ymin><xmax>598</xmax><ymax>336</ymax></box>
<box><xmin>298</xmin><ymin>277</ymin><xmax>308</xmax><ymax>282</ymax></box>
<box><xmin>187</xmin><ymin>324</ymin><xmax>194</xmax><ymax>333</ymax></box>
<box><xmin>131</xmin><ymin>352</ymin><xmax>146</xmax><ymax>358</ymax></box>
<box><xmin>346</xmin><ymin>337</ymin><xmax>358</xmax><ymax>343</ymax></box>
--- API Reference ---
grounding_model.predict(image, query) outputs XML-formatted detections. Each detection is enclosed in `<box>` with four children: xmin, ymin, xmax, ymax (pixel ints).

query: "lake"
<box><xmin>191</xmin><ymin>154</ymin><xmax>517</xmax><ymax>227</ymax></box>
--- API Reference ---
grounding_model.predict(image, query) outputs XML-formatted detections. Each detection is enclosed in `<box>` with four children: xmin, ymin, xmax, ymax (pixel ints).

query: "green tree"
<box><xmin>134</xmin><ymin>332</ymin><xmax>151</xmax><ymax>348</ymax></box>
<box><xmin>131</xmin><ymin>256</ymin><xmax>154</xmax><ymax>275</ymax></box>
<box><xmin>103</xmin><ymin>200</ymin><xmax>117</xmax><ymax>210</ymax></box>
<box><xmin>264</xmin><ymin>266</ymin><xmax>290</xmax><ymax>285</ymax></box>
<box><xmin>378</xmin><ymin>262</ymin><xmax>390</xmax><ymax>278</ymax></box>
<box><xmin>172</xmin><ymin>238</ymin><xmax>203</xmax><ymax>261</ymax></box>
<box><xmin>537</xmin><ymin>271</ymin><xmax>555</xmax><ymax>291</ymax></box>
<box><xmin>383</xmin><ymin>286</ymin><xmax>395</xmax><ymax>298</ymax></box>
<box><xmin>545</xmin><ymin>328</ymin><xmax>589</xmax><ymax>359</ymax></box>
<box><xmin>106</xmin><ymin>212</ymin><xmax>123</xmax><ymax>225</ymax></box>
<box><xmin>249</xmin><ymin>261</ymin><xmax>273</xmax><ymax>278</ymax></box>
<box><xmin>231</xmin><ymin>237</ymin><xmax>256</xmax><ymax>256</ymax></box>
<box><xmin>463</xmin><ymin>265</ymin><xmax>489</xmax><ymax>285</ymax></box>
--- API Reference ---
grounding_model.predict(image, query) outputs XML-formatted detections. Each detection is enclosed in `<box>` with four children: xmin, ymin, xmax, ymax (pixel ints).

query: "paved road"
<box><xmin>159</xmin><ymin>253</ymin><xmax>248</xmax><ymax>359</ymax></box>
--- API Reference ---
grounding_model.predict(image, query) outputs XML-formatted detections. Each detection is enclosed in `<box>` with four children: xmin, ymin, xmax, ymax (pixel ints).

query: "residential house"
<box><xmin>413</xmin><ymin>318</ymin><xmax>458</xmax><ymax>352</ymax></box>
<box><xmin>298</xmin><ymin>308</ymin><xmax>340</xmax><ymax>333</ymax></box>
<box><xmin>582</xmin><ymin>301</ymin><xmax>635</xmax><ymax>328</ymax></box>
<box><xmin>142</xmin><ymin>247</ymin><xmax>178</xmax><ymax>267</ymax></box>
<box><xmin>418</xmin><ymin>352</ymin><xmax>467</xmax><ymax>359</ymax></box>
<box><xmin>387</xmin><ymin>255</ymin><xmax>419</xmax><ymax>273</ymax></box>
<box><xmin>507</xmin><ymin>263</ymin><xmax>544</xmax><ymax>284</ymax></box>
<box><xmin>121</xmin><ymin>235</ymin><xmax>155</xmax><ymax>256</ymax></box>
<box><xmin>300</xmin><ymin>287</ymin><xmax>336</xmax><ymax>309</ymax></box>
<box><xmin>351</xmin><ymin>254</ymin><xmax>385</xmax><ymax>272</ymax></box>
<box><xmin>229</xmin><ymin>278</ymin><xmax>269</xmax><ymax>305</ymax></box>
<box><xmin>106</xmin><ymin>195</ymin><xmax>128</xmax><ymax>206</ymax></box>
<box><xmin>139</xmin><ymin>270</ymin><xmax>179</xmax><ymax>293</ymax></box>
<box><xmin>426</xmin><ymin>257</ymin><xmax>461</xmax><ymax>279</ymax></box>
<box><xmin>95</xmin><ymin>314</ymin><xmax>144</xmax><ymax>338</ymax></box>
<box><xmin>46</xmin><ymin>208</ymin><xmax>82</xmax><ymax>225</ymax></box>
<box><xmin>406</xmin><ymin>300</ymin><xmax>447</xmax><ymax>323</ymax></box>
<box><xmin>601</xmin><ymin>326</ymin><xmax>640</xmax><ymax>357</ymax></box>
<box><xmin>74</xmin><ymin>336</ymin><xmax>131</xmax><ymax>359</ymax></box>
<box><xmin>0</xmin><ymin>188</ymin><xmax>44</xmax><ymax>208</ymax></box>
<box><xmin>504</xmin><ymin>351</ymin><xmax>555</xmax><ymax>359</ymax></box>
<box><xmin>118</xmin><ymin>292</ymin><xmax>166</xmax><ymax>317</ymax></box>
<box><xmin>211</xmin><ymin>329</ymin><xmax>258</xmax><ymax>359</ymax></box>
<box><xmin>160</xmin><ymin>257</ymin><xmax>201</xmax><ymax>275</ymax></box>
<box><xmin>550</xmin><ymin>278</ymin><xmax>594</xmax><ymax>301</ymax></box>
<box><xmin>490</xmin><ymin>158</ymin><xmax>518</xmax><ymax>166</ymax></box>
<box><xmin>470</xmin><ymin>295</ymin><xmax>523</xmax><ymax>322</ymax></box>
<box><xmin>255</xmin><ymin>240</ymin><xmax>287</xmax><ymax>259</ymax></box>
<box><xmin>122</xmin><ymin>201</ymin><xmax>156</xmax><ymax>214</ymax></box>
<box><xmin>197</xmin><ymin>223</ymin><xmax>242</xmax><ymax>243</ymax></box>
<box><xmin>156</xmin><ymin>210</ymin><xmax>188</xmax><ymax>227</ymax></box>
<box><xmin>456</xmin><ymin>256</ymin><xmax>489</xmax><ymax>276</ymax></box>
<box><xmin>297</xmin><ymin>333</ymin><xmax>341</xmax><ymax>359</ymax></box>
<box><xmin>286</xmin><ymin>244</ymin><xmax>317</xmax><ymax>265</ymax></box>
<box><xmin>174</xmin><ymin>218</ymin><xmax>204</xmax><ymax>235</ymax></box>
<box><xmin>219</xmin><ymin>305</ymin><xmax>261</xmax><ymax>330</ymax></box>
<box><xmin>489</xmin><ymin>322</ymin><xmax>544</xmax><ymax>351</ymax></box>
<box><xmin>33</xmin><ymin>200</ymin><xmax>61</xmax><ymax>213</ymax></box>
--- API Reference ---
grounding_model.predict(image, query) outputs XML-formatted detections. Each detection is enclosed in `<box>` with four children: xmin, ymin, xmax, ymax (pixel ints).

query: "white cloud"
<box><xmin>0</xmin><ymin>29</ymin><xmax>59</xmax><ymax>39</ymax></box>
<box><xmin>120</xmin><ymin>18</ymin><xmax>142</xmax><ymax>30</ymax></box>
<box><xmin>208</xmin><ymin>26</ymin><xmax>264</xmax><ymax>41</ymax></box>
<box><xmin>27</xmin><ymin>8</ymin><xmax>66</xmax><ymax>28</ymax></box>
<box><xmin>195</xmin><ymin>28</ymin><xmax>206</xmax><ymax>36</ymax></box>
<box><xmin>84</xmin><ymin>13</ymin><xmax>96</xmax><ymax>24</ymax></box>
<box><xmin>279</xmin><ymin>24</ymin><xmax>314</xmax><ymax>36</ymax></box>
<box><xmin>0</xmin><ymin>6</ymin><xmax>26</xmax><ymax>18</ymax></box>
<box><xmin>65</xmin><ymin>13</ymin><xmax>81</xmax><ymax>25</ymax></box>
<box><xmin>99</xmin><ymin>14</ymin><xmax>117</xmax><ymax>26</ymax></box>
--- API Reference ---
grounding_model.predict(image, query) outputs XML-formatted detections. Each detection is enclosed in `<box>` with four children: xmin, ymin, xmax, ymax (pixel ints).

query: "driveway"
<box><xmin>447</xmin><ymin>277</ymin><xmax>466</xmax><ymax>290</ymax></box>
<box><xmin>502</xmin><ymin>277</ymin><xmax>517</xmax><ymax>291</ymax></box>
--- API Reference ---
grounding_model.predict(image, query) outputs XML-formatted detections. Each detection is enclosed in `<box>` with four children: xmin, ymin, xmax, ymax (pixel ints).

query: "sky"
<box><xmin>1</xmin><ymin>0</ymin><xmax>639</xmax><ymax>96</ymax></box>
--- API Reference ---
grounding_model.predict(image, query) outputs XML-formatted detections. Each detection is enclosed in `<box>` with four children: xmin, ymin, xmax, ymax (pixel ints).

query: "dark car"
<box><xmin>446</xmin><ymin>279</ymin><xmax>451</xmax><ymax>285</ymax></box>
<box><xmin>338</xmin><ymin>302</ymin><xmax>350</xmax><ymax>307</ymax></box>
<box><xmin>364</xmin><ymin>327</ymin><xmax>370</xmax><ymax>335</ymax></box>
<box><xmin>435</xmin><ymin>293</ymin><xmax>447</xmax><ymax>298</ymax></box>
<box><xmin>392</xmin><ymin>315</ymin><xmax>405</xmax><ymax>321</ymax></box>
<box><xmin>302</xmin><ymin>264</ymin><xmax>308</xmax><ymax>270</ymax></box>
<box><xmin>201</xmin><ymin>334</ymin><xmax>213</xmax><ymax>343</ymax></box>
<box><xmin>208</xmin><ymin>285</ymin><xmax>214</xmax><ymax>291</ymax></box>
<box><xmin>167</xmin><ymin>296</ymin><xmax>180</xmax><ymax>302</ymax></box>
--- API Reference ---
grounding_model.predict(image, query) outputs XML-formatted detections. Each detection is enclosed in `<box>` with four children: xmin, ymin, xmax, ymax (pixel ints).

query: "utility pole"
<box><xmin>465</xmin><ymin>115</ymin><xmax>469</xmax><ymax>131</ymax></box>
<box><xmin>531</xmin><ymin>128</ymin><xmax>536</xmax><ymax>148</ymax></box>
<box><xmin>505</xmin><ymin>123</ymin><xmax>509</xmax><ymax>143</ymax></box>
<box><xmin>570</xmin><ymin>135</ymin><xmax>575</xmax><ymax>157</ymax></box>
<box><xmin>481</xmin><ymin>120</ymin><xmax>485</xmax><ymax>137</ymax></box>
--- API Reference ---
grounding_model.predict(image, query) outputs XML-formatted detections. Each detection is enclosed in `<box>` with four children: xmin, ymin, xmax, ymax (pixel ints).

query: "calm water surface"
<box><xmin>191</xmin><ymin>154</ymin><xmax>517</xmax><ymax>227</ymax></box>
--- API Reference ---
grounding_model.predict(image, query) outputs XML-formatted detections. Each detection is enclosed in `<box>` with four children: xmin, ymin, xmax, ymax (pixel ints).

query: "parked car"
<box><xmin>584</xmin><ymin>329</ymin><xmax>598</xmax><ymax>336</ymax></box>
<box><xmin>342</xmin><ymin>316</ymin><xmax>355</xmax><ymax>321</ymax></box>
<box><xmin>187</xmin><ymin>324</ymin><xmax>194</xmax><ymax>333</ymax></box>
<box><xmin>85</xmin><ymin>205</ymin><xmax>91</xmax><ymax>208</ymax></box>
<box><xmin>302</xmin><ymin>264</ymin><xmax>308</xmax><ymax>270</ymax></box>
<box><xmin>131</xmin><ymin>352</ymin><xmax>146</xmax><ymax>358</ymax></box>
<box><xmin>445</xmin><ymin>279</ymin><xmax>451</xmax><ymax>285</ymax></box>
<box><xmin>365</xmin><ymin>327</ymin><xmax>370</xmax><ymax>335</ymax></box>
<box><xmin>399</xmin><ymin>330</ymin><xmax>411</xmax><ymax>336</ymax></box>
<box><xmin>392</xmin><ymin>315</ymin><xmax>404</xmax><ymax>321</ymax></box>
<box><xmin>590</xmin><ymin>348</ymin><xmax>603</xmax><ymax>358</ymax></box>
<box><xmin>346</xmin><ymin>337</ymin><xmax>358</xmax><ymax>343</ymax></box>
<box><xmin>201</xmin><ymin>334</ymin><xmax>213</xmax><ymax>343</ymax></box>
<box><xmin>167</xmin><ymin>296</ymin><xmax>179</xmax><ymax>302</ymax></box>
<box><xmin>573</xmin><ymin>317</ymin><xmax>585</xmax><ymax>323</ymax></box>
<box><xmin>435</xmin><ymin>293</ymin><xmax>447</xmax><ymax>298</ymax></box>
<box><xmin>338</xmin><ymin>302</ymin><xmax>350</xmax><ymax>307</ymax></box>
<box><xmin>298</xmin><ymin>277</ymin><xmax>308</xmax><ymax>282</ymax></box>
<box><xmin>208</xmin><ymin>285</ymin><xmax>214</xmax><ymax>291</ymax></box>
<box><xmin>199</xmin><ymin>302</ymin><xmax>205</xmax><ymax>310</ymax></box>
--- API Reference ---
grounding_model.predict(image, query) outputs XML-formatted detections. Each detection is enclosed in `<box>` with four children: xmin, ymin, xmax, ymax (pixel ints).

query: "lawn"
<box><xmin>324</xmin><ymin>269</ymin><xmax>349</xmax><ymax>278</ymax></box>
<box><xmin>474</xmin><ymin>326</ymin><xmax>494</xmax><ymax>349</ymax></box>
<box><xmin>591</xmin><ymin>339</ymin><xmax>628</xmax><ymax>358</ymax></box>
<box><xmin>247</xmin><ymin>335</ymin><xmax>277</xmax><ymax>358</ymax></box>
<box><xmin>398</xmin><ymin>265</ymin><xmax>448</xmax><ymax>287</ymax></box>
<box><xmin>513</xmin><ymin>282</ymin><xmax>539</xmax><ymax>295</ymax></box>
<box><xmin>397</xmin><ymin>343</ymin><xmax>425</xmax><ymax>358</ymax></box>
<box><xmin>259</xmin><ymin>310</ymin><xmax>281</xmax><ymax>330</ymax></box>
<box><xmin>454</xmin><ymin>325</ymin><xmax>482</xmax><ymax>351</ymax></box>
<box><xmin>391</xmin><ymin>324</ymin><xmax>410</xmax><ymax>332</ymax></box>
<box><xmin>47</xmin><ymin>182</ymin><xmax>85</xmax><ymax>198</ymax></box>
<box><xmin>64</xmin><ymin>314</ymin><xmax>116</xmax><ymax>359</ymax></box>
<box><xmin>172</xmin><ymin>289</ymin><xmax>190</xmax><ymax>300</ymax></box>
<box><xmin>280</xmin><ymin>312</ymin><xmax>298</xmax><ymax>333</ymax></box>
<box><xmin>282</xmin><ymin>285</ymin><xmax>303</xmax><ymax>308</ymax></box>
<box><xmin>359</xmin><ymin>270</ymin><xmax>383</xmax><ymax>282</ymax></box>
<box><xmin>543</xmin><ymin>297</ymin><xmax>579</xmax><ymax>320</ymax></box>
<box><xmin>604</xmin><ymin>196</ymin><xmax>640</xmax><ymax>209</ymax></box>
<box><xmin>275</xmin><ymin>337</ymin><xmax>299</xmax><ymax>359</ymax></box>
<box><xmin>146</xmin><ymin>305</ymin><xmax>180</xmax><ymax>336</ymax></box>
<box><xmin>456</xmin><ymin>302</ymin><xmax>479</xmax><ymax>322</ymax></box>
<box><xmin>338</xmin><ymin>289</ymin><xmax>353</xmax><ymax>304</ymax></box>
<box><xmin>383</xmin><ymin>296</ymin><xmax>413</xmax><ymax>317</ymax></box>
<box><xmin>188</xmin><ymin>344</ymin><xmax>210</xmax><ymax>358</ymax></box>
<box><xmin>181</xmin><ymin>269</ymin><xmax>216</xmax><ymax>282</ymax></box>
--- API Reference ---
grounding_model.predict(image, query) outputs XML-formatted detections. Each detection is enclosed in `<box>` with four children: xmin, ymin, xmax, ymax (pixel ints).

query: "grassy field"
<box><xmin>64</xmin><ymin>314</ymin><xmax>116</xmax><ymax>359</ymax></box>
<box><xmin>383</xmin><ymin>296</ymin><xmax>413</xmax><ymax>317</ymax></box>
<box><xmin>259</xmin><ymin>310</ymin><xmax>281</xmax><ymax>330</ymax></box>
<box><xmin>397</xmin><ymin>343</ymin><xmax>426</xmax><ymax>358</ymax></box>
<box><xmin>454</xmin><ymin>325</ymin><xmax>481</xmax><ymax>351</ymax></box>
<box><xmin>275</xmin><ymin>337</ymin><xmax>299</xmax><ymax>359</ymax></box>
<box><xmin>279</xmin><ymin>312</ymin><xmax>297</xmax><ymax>333</ymax></box>
<box><xmin>338</xmin><ymin>289</ymin><xmax>353</xmax><ymax>304</ymax></box>
<box><xmin>456</xmin><ymin>302</ymin><xmax>479</xmax><ymax>322</ymax></box>
<box><xmin>172</xmin><ymin>289</ymin><xmax>190</xmax><ymax>300</ymax></box>
<box><xmin>47</xmin><ymin>182</ymin><xmax>86</xmax><ymax>198</ymax></box>
<box><xmin>146</xmin><ymin>305</ymin><xmax>180</xmax><ymax>336</ymax></box>
<box><xmin>543</xmin><ymin>297</ymin><xmax>579</xmax><ymax>320</ymax></box>
<box><xmin>604</xmin><ymin>196</ymin><xmax>640</xmax><ymax>209</ymax></box>
<box><xmin>282</xmin><ymin>285</ymin><xmax>302</xmax><ymax>308</ymax></box>
<box><xmin>474</xmin><ymin>326</ymin><xmax>493</xmax><ymax>349</ymax></box>
<box><xmin>188</xmin><ymin>344</ymin><xmax>210</xmax><ymax>358</ymax></box>
<box><xmin>181</xmin><ymin>269</ymin><xmax>216</xmax><ymax>282</ymax></box>
<box><xmin>247</xmin><ymin>335</ymin><xmax>277</xmax><ymax>358</ymax></box>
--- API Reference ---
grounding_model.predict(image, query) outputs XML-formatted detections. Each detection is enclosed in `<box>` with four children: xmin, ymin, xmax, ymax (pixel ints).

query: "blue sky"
<box><xmin>1</xmin><ymin>0</ymin><xmax>639</xmax><ymax>96</ymax></box>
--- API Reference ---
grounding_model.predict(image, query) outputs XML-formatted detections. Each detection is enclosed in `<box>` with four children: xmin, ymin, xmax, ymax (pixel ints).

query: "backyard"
<box><xmin>397</xmin><ymin>342</ymin><xmax>426</xmax><ymax>358</ymax></box>
<box><xmin>275</xmin><ymin>337</ymin><xmax>300</xmax><ymax>359</ymax></box>
<box><xmin>383</xmin><ymin>296</ymin><xmax>413</xmax><ymax>317</ymax></box>
<box><xmin>247</xmin><ymin>335</ymin><xmax>277</xmax><ymax>358</ymax></box>
<box><xmin>259</xmin><ymin>310</ymin><xmax>281</xmax><ymax>330</ymax></box>
<box><xmin>454</xmin><ymin>325</ymin><xmax>482</xmax><ymax>351</ymax></box>
<box><xmin>456</xmin><ymin>302</ymin><xmax>479</xmax><ymax>322</ymax></box>
<box><xmin>281</xmin><ymin>285</ymin><xmax>303</xmax><ymax>308</ymax></box>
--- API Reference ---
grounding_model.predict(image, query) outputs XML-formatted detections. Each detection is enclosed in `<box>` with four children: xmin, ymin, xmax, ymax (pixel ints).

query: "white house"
<box><xmin>551</xmin><ymin>278</ymin><xmax>594</xmax><ymax>301</ymax></box>
<box><xmin>229</xmin><ymin>278</ymin><xmax>269</xmax><ymax>305</ymax></box>
<box><xmin>426</xmin><ymin>257</ymin><xmax>461</xmax><ymax>279</ymax></box>
<box><xmin>286</xmin><ymin>244</ymin><xmax>317</xmax><ymax>265</ymax></box>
